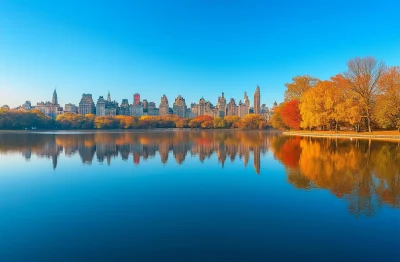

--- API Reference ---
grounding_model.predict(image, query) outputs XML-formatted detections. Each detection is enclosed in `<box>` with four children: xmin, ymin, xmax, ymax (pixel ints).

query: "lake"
<box><xmin>0</xmin><ymin>130</ymin><xmax>399</xmax><ymax>261</ymax></box>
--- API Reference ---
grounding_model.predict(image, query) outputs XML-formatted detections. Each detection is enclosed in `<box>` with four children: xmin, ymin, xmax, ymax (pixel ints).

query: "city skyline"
<box><xmin>2</xmin><ymin>1</ymin><xmax>400</xmax><ymax>108</ymax></box>
<box><xmin>11</xmin><ymin>85</ymin><xmax>274</xmax><ymax>120</ymax></box>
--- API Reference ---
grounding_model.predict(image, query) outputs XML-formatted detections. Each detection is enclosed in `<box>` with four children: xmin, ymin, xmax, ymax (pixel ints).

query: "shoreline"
<box><xmin>0</xmin><ymin>129</ymin><xmax>281</xmax><ymax>134</ymax></box>
<box><xmin>283</xmin><ymin>131</ymin><xmax>400</xmax><ymax>141</ymax></box>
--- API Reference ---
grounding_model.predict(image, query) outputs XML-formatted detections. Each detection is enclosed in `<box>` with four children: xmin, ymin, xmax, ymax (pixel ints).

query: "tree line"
<box><xmin>0</xmin><ymin>110</ymin><xmax>270</xmax><ymax>130</ymax></box>
<box><xmin>271</xmin><ymin>57</ymin><xmax>400</xmax><ymax>132</ymax></box>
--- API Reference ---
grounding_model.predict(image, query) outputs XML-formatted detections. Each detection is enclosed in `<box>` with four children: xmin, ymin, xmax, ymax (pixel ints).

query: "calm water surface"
<box><xmin>0</xmin><ymin>130</ymin><xmax>399</xmax><ymax>261</ymax></box>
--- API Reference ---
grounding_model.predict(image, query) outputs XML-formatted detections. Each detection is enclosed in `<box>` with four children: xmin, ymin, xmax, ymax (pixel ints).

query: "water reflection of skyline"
<box><xmin>1</xmin><ymin>131</ymin><xmax>399</xmax><ymax>217</ymax></box>
<box><xmin>0</xmin><ymin>131</ymin><xmax>271</xmax><ymax>174</ymax></box>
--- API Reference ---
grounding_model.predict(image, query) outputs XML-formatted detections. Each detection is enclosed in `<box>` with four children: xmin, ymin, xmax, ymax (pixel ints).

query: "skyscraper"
<box><xmin>173</xmin><ymin>95</ymin><xmax>187</xmax><ymax>118</ymax></box>
<box><xmin>120</xmin><ymin>99</ymin><xmax>130</xmax><ymax>116</ymax></box>
<box><xmin>36</xmin><ymin>90</ymin><xmax>63</xmax><ymax>119</ymax></box>
<box><xmin>79</xmin><ymin>94</ymin><xmax>95</xmax><ymax>115</ymax></box>
<box><xmin>227</xmin><ymin>98</ymin><xmax>237</xmax><ymax>116</ymax></box>
<box><xmin>52</xmin><ymin>89</ymin><xmax>58</xmax><ymax>105</ymax></box>
<box><xmin>254</xmin><ymin>85</ymin><xmax>260</xmax><ymax>114</ymax></box>
<box><xmin>159</xmin><ymin>95</ymin><xmax>169</xmax><ymax>116</ymax></box>
<box><xmin>134</xmin><ymin>93</ymin><xmax>140</xmax><ymax>106</ymax></box>
<box><xmin>217</xmin><ymin>92</ymin><xmax>226</xmax><ymax>117</ymax></box>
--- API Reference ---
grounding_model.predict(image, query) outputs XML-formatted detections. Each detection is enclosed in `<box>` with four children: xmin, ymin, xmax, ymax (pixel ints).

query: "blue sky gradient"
<box><xmin>1</xmin><ymin>0</ymin><xmax>400</xmax><ymax>108</ymax></box>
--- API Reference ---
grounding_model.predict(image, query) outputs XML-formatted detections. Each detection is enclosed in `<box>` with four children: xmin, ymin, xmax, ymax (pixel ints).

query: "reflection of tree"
<box><xmin>271</xmin><ymin>136</ymin><xmax>400</xmax><ymax>217</ymax></box>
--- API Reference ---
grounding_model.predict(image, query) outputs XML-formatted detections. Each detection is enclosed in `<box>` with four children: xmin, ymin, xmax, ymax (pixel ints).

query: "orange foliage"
<box><xmin>281</xmin><ymin>100</ymin><xmax>301</xmax><ymax>130</ymax></box>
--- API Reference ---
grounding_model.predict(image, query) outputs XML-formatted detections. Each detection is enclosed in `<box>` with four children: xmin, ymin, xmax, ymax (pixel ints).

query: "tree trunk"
<box><xmin>335</xmin><ymin>121</ymin><xmax>339</xmax><ymax>133</ymax></box>
<box><xmin>367</xmin><ymin>117</ymin><xmax>372</xmax><ymax>133</ymax></box>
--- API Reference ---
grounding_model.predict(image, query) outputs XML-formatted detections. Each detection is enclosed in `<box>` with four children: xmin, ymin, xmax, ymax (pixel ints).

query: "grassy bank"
<box><xmin>283</xmin><ymin>130</ymin><xmax>400</xmax><ymax>141</ymax></box>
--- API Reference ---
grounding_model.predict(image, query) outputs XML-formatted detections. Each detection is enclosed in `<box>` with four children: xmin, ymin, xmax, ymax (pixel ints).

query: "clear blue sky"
<box><xmin>1</xmin><ymin>0</ymin><xmax>399</xmax><ymax>108</ymax></box>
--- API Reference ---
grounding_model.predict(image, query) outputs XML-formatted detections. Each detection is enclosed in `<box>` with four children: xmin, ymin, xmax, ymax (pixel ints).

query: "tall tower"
<box><xmin>134</xmin><ymin>93</ymin><xmax>140</xmax><ymax>106</ymax></box>
<box><xmin>254</xmin><ymin>85</ymin><xmax>260</xmax><ymax>114</ymax></box>
<box><xmin>52</xmin><ymin>89</ymin><xmax>58</xmax><ymax>105</ymax></box>
<box><xmin>159</xmin><ymin>95</ymin><xmax>169</xmax><ymax>116</ymax></box>
<box><xmin>107</xmin><ymin>91</ymin><xmax>111</xmax><ymax>102</ymax></box>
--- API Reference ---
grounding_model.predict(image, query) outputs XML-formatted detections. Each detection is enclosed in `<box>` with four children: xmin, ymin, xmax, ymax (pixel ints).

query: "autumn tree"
<box><xmin>213</xmin><ymin>117</ymin><xmax>227</xmax><ymax>129</ymax></box>
<box><xmin>281</xmin><ymin>100</ymin><xmax>301</xmax><ymax>130</ymax></box>
<box><xmin>94</xmin><ymin>116</ymin><xmax>119</xmax><ymax>129</ymax></box>
<box><xmin>270</xmin><ymin>103</ymin><xmax>287</xmax><ymax>130</ymax></box>
<box><xmin>224</xmin><ymin>116</ymin><xmax>240</xmax><ymax>128</ymax></box>
<box><xmin>176</xmin><ymin>118</ymin><xmax>189</xmax><ymax>128</ymax></box>
<box><xmin>374</xmin><ymin>66</ymin><xmax>400</xmax><ymax>131</ymax></box>
<box><xmin>284</xmin><ymin>75</ymin><xmax>319</xmax><ymax>101</ymax></box>
<box><xmin>344</xmin><ymin>57</ymin><xmax>386</xmax><ymax>132</ymax></box>
<box><xmin>238</xmin><ymin>114</ymin><xmax>264</xmax><ymax>129</ymax></box>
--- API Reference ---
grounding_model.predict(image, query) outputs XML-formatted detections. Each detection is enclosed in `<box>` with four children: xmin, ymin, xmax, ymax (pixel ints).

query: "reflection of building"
<box><xmin>253</xmin><ymin>146</ymin><xmax>261</xmax><ymax>174</ymax></box>
<box><xmin>173</xmin><ymin>95</ymin><xmax>187</xmax><ymax>118</ymax></box>
<box><xmin>64</xmin><ymin>103</ymin><xmax>78</xmax><ymax>114</ymax></box>
<box><xmin>159</xmin><ymin>95</ymin><xmax>169</xmax><ymax>116</ymax></box>
<box><xmin>79</xmin><ymin>94</ymin><xmax>95</xmax><ymax>115</ymax></box>
<box><xmin>35</xmin><ymin>90</ymin><xmax>63</xmax><ymax>119</ymax></box>
<box><xmin>254</xmin><ymin>85</ymin><xmax>260</xmax><ymax>114</ymax></box>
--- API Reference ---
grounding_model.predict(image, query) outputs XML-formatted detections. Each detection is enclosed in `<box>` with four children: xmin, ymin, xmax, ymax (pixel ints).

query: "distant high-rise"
<box><xmin>64</xmin><ymin>103</ymin><xmax>78</xmax><ymax>114</ymax></box>
<box><xmin>120</xmin><ymin>99</ymin><xmax>130</xmax><ymax>116</ymax></box>
<box><xmin>142</xmin><ymin>99</ymin><xmax>148</xmax><ymax>111</ymax></box>
<box><xmin>52</xmin><ymin>89</ymin><xmax>58</xmax><ymax>105</ymax></box>
<box><xmin>36</xmin><ymin>90</ymin><xmax>63</xmax><ymax>119</ymax></box>
<box><xmin>107</xmin><ymin>91</ymin><xmax>111</xmax><ymax>102</ymax></box>
<box><xmin>79</xmin><ymin>94</ymin><xmax>95</xmax><ymax>115</ymax></box>
<box><xmin>254</xmin><ymin>86</ymin><xmax>260</xmax><ymax>114</ymax></box>
<box><xmin>159</xmin><ymin>95</ymin><xmax>169</xmax><ymax>116</ymax></box>
<box><xmin>217</xmin><ymin>92</ymin><xmax>226</xmax><ymax>117</ymax></box>
<box><xmin>134</xmin><ymin>93</ymin><xmax>140</xmax><ymax>106</ymax></box>
<box><xmin>96</xmin><ymin>92</ymin><xmax>118</xmax><ymax>116</ymax></box>
<box><xmin>238</xmin><ymin>92</ymin><xmax>250</xmax><ymax>118</ymax></box>
<box><xmin>173</xmin><ymin>95</ymin><xmax>187</xmax><ymax>118</ymax></box>
<box><xmin>227</xmin><ymin>98</ymin><xmax>237</xmax><ymax>116</ymax></box>
<box><xmin>96</xmin><ymin>96</ymin><xmax>107</xmax><ymax>116</ymax></box>
<box><xmin>22</xmin><ymin>101</ymin><xmax>32</xmax><ymax>110</ymax></box>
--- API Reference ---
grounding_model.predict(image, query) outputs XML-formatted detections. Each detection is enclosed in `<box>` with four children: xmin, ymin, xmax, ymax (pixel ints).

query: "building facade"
<box><xmin>96</xmin><ymin>92</ymin><xmax>118</xmax><ymax>116</ymax></box>
<box><xmin>130</xmin><ymin>104</ymin><xmax>144</xmax><ymax>117</ymax></box>
<box><xmin>64</xmin><ymin>103</ymin><xmax>78</xmax><ymax>114</ymax></box>
<box><xmin>227</xmin><ymin>98</ymin><xmax>237</xmax><ymax>116</ymax></box>
<box><xmin>147</xmin><ymin>102</ymin><xmax>159</xmax><ymax>116</ymax></box>
<box><xmin>216</xmin><ymin>92</ymin><xmax>226</xmax><ymax>117</ymax></box>
<box><xmin>237</xmin><ymin>92</ymin><xmax>250</xmax><ymax>118</ymax></box>
<box><xmin>35</xmin><ymin>90</ymin><xmax>63</xmax><ymax>119</ymax></box>
<box><xmin>22</xmin><ymin>101</ymin><xmax>32</xmax><ymax>110</ymax></box>
<box><xmin>134</xmin><ymin>93</ymin><xmax>140</xmax><ymax>106</ymax></box>
<box><xmin>119</xmin><ymin>99</ymin><xmax>130</xmax><ymax>116</ymax></box>
<box><xmin>79</xmin><ymin>94</ymin><xmax>95</xmax><ymax>115</ymax></box>
<box><xmin>159</xmin><ymin>95</ymin><xmax>169</xmax><ymax>116</ymax></box>
<box><xmin>173</xmin><ymin>95</ymin><xmax>187</xmax><ymax>118</ymax></box>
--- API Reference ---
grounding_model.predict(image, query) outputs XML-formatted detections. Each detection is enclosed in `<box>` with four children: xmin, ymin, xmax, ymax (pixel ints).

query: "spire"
<box><xmin>52</xmin><ymin>88</ymin><xmax>58</xmax><ymax>105</ymax></box>
<box><xmin>107</xmin><ymin>91</ymin><xmax>111</xmax><ymax>102</ymax></box>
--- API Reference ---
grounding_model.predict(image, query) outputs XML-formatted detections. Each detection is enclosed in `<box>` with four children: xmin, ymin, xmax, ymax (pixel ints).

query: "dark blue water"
<box><xmin>0</xmin><ymin>131</ymin><xmax>399</xmax><ymax>261</ymax></box>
